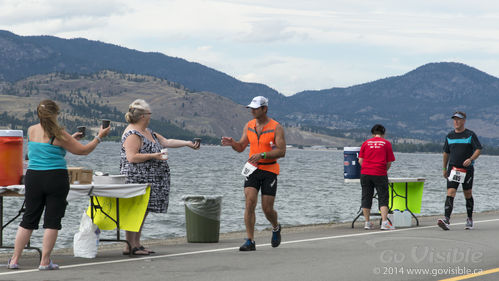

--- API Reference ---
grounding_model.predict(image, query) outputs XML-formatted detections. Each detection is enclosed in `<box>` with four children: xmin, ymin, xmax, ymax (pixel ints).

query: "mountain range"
<box><xmin>1</xmin><ymin>30</ymin><xmax>499</xmax><ymax>146</ymax></box>
<box><xmin>0</xmin><ymin>30</ymin><xmax>286</xmax><ymax>109</ymax></box>
<box><xmin>285</xmin><ymin>62</ymin><xmax>499</xmax><ymax>143</ymax></box>
<box><xmin>0</xmin><ymin>70</ymin><xmax>351</xmax><ymax>146</ymax></box>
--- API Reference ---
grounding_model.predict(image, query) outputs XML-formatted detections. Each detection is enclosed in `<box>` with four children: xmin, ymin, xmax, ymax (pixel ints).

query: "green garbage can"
<box><xmin>182</xmin><ymin>195</ymin><xmax>223</xmax><ymax>243</ymax></box>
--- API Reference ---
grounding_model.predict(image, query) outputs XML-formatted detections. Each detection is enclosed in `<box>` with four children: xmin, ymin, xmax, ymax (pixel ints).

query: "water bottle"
<box><xmin>270</xmin><ymin>141</ymin><xmax>276</xmax><ymax>150</ymax></box>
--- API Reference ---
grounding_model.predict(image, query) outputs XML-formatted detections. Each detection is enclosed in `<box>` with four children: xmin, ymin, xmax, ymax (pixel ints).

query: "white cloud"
<box><xmin>237</xmin><ymin>19</ymin><xmax>298</xmax><ymax>43</ymax></box>
<box><xmin>0</xmin><ymin>0</ymin><xmax>126</xmax><ymax>24</ymax></box>
<box><xmin>196</xmin><ymin>46</ymin><xmax>212</xmax><ymax>52</ymax></box>
<box><xmin>2</xmin><ymin>0</ymin><xmax>499</xmax><ymax>95</ymax></box>
<box><xmin>0</xmin><ymin>0</ymin><xmax>128</xmax><ymax>36</ymax></box>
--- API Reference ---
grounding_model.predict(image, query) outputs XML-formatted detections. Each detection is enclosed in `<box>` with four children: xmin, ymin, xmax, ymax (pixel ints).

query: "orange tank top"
<box><xmin>247</xmin><ymin>118</ymin><xmax>280</xmax><ymax>175</ymax></box>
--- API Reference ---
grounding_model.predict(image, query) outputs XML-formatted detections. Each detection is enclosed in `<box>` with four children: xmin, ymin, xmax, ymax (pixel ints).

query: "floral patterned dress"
<box><xmin>120</xmin><ymin>129</ymin><xmax>171</xmax><ymax>213</ymax></box>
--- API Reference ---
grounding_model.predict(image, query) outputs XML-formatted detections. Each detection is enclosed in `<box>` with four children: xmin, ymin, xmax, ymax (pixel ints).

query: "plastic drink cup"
<box><xmin>77</xmin><ymin>126</ymin><xmax>86</xmax><ymax>137</ymax></box>
<box><xmin>102</xmin><ymin>119</ymin><xmax>111</xmax><ymax>129</ymax></box>
<box><xmin>161</xmin><ymin>148</ymin><xmax>168</xmax><ymax>160</ymax></box>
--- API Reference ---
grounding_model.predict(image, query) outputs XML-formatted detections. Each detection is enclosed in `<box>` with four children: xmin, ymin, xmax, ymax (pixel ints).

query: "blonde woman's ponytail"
<box><xmin>37</xmin><ymin>100</ymin><xmax>65</xmax><ymax>140</ymax></box>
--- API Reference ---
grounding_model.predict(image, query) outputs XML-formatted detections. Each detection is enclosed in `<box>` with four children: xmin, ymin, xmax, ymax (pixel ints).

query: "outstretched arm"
<box><xmin>57</xmin><ymin>126</ymin><xmax>110</xmax><ymax>155</ymax></box>
<box><xmin>221</xmin><ymin>123</ymin><xmax>250</xmax><ymax>153</ymax></box>
<box><xmin>156</xmin><ymin>133</ymin><xmax>200</xmax><ymax>150</ymax></box>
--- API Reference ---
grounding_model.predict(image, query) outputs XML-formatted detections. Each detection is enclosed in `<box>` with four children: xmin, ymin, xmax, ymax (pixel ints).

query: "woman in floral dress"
<box><xmin>120</xmin><ymin>99</ymin><xmax>200</xmax><ymax>255</ymax></box>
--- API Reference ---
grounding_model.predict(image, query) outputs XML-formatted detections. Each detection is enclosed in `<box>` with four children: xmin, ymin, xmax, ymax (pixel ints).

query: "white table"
<box><xmin>77</xmin><ymin>183</ymin><xmax>149</xmax><ymax>255</ymax></box>
<box><xmin>67</xmin><ymin>183</ymin><xmax>148</xmax><ymax>200</ymax></box>
<box><xmin>1</xmin><ymin>183</ymin><xmax>148</xmax><ymax>199</ymax></box>
<box><xmin>0</xmin><ymin>183</ymin><xmax>149</xmax><ymax>257</ymax></box>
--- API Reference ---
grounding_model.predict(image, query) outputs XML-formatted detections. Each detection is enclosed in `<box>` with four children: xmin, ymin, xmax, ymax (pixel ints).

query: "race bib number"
<box><xmin>448</xmin><ymin>167</ymin><xmax>466</xmax><ymax>183</ymax></box>
<box><xmin>241</xmin><ymin>162</ymin><xmax>258</xmax><ymax>177</ymax></box>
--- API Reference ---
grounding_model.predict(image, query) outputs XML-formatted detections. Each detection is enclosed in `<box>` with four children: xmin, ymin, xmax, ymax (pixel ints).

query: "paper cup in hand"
<box><xmin>161</xmin><ymin>148</ymin><xmax>168</xmax><ymax>160</ymax></box>
<box><xmin>241</xmin><ymin>162</ymin><xmax>258</xmax><ymax>177</ymax></box>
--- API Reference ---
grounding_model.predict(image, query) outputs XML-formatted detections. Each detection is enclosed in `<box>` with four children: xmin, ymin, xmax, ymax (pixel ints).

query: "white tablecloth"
<box><xmin>1</xmin><ymin>184</ymin><xmax>148</xmax><ymax>200</ymax></box>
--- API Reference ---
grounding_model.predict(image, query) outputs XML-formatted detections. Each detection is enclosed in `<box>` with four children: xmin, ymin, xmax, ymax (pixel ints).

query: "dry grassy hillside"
<box><xmin>0</xmin><ymin>71</ymin><xmax>354</xmax><ymax>146</ymax></box>
<box><xmin>0</xmin><ymin>71</ymin><xmax>251</xmax><ymax>138</ymax></box>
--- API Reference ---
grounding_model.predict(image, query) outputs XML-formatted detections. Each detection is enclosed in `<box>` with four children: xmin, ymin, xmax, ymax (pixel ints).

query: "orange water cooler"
<box><xmin>0</xmin><ymin>130</ymin><xmax>23</xmax><ymax>186</ymax></box>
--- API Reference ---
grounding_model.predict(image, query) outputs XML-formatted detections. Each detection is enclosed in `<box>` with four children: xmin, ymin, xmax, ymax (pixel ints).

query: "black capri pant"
<box><xmin>21</xmin><ymin>169</ymin><xmax>70</xmax><ymax>230</ymax></box>
<box><xmin>360</xmin><ymin>174</ymin><xmax>389</xmax><ymax>209</ymax></box>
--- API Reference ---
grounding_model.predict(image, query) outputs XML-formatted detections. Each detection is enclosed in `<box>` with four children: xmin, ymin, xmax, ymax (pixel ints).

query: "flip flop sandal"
<box><xmin>7</xmin><ymin>259</ymin><xmax>19</xmax><ymax>270</ymax></box>
<box><xmin>139</xmin><ymin>245</ymin><xmax>155</xmax><ymax>254</ymax></box>
<box><xmin>131</xmin><ymin>247</ymin><xmax>149</xmax><ymax>256</ymax></box>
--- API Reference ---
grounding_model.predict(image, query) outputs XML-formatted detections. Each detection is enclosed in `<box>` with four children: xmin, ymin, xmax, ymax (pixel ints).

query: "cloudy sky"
<box><xmin>1</xmin><ymin>0</ymin><xmax>499</xmax><ymax>95</ymax></box>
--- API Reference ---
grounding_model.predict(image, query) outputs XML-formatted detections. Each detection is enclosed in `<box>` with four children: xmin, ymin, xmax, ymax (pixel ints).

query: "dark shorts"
<box><xmin>360</xmin><ymin>174</ymin><xmax>389</xmax><ymax>209</ymax></box>
<box><xmin>244</xmin><ymin>169</ymin><xmax>278</xmax><ymax>196</ymax></box>
<box><xmin>21</xmin><ymin>169</ymin><xmax>70</xmax><ymax>230</ymax></box>
<box><xmin>446</xmin><ymin>167</ymin><xmax>474</xmax><ymax>190</ymax></box>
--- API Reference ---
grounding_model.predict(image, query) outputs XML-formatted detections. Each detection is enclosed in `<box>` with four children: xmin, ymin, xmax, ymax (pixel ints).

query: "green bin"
<box><xmin>182</xmin><ymin>195</ymin><xmax>223</xmax><ymax>243</ymax></box>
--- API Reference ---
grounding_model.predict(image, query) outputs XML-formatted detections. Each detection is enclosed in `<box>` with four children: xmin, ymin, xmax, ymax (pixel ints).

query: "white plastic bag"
<box><xmin>73</xmin><ymin>212</ymin><xmax>100</xmax><ymax>258</ymax></box>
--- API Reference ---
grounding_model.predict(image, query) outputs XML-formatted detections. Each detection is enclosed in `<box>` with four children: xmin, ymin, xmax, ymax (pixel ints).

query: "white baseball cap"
<box><xmin>451</xmin><ymin>111</ymin><xmax>466</xmax><ymax>119</ymax></box>
<box><xmin>246</xmin><ymin>96</ymin><xmax>269</xmax><ymax>109</ymax></box>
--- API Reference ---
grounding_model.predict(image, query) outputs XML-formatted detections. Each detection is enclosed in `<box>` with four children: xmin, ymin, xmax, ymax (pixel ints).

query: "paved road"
<box><xmin>1</xmin><ymin>212</ymin><xmax>498</xmax><ymax>281</ymax></box>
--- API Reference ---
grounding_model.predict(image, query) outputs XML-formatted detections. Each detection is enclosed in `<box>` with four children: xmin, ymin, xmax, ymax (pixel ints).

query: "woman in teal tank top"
<box><xmin>7</xmin><ymin>100</ymin><xmax>111</xmax><ymax>270</ymax></box>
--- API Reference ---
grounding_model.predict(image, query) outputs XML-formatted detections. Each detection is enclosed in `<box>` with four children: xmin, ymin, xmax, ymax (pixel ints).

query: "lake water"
<box><xmin>2</xmin><ymin>143</ymin><xmax>499</xmax><ymax>250</ymax></box>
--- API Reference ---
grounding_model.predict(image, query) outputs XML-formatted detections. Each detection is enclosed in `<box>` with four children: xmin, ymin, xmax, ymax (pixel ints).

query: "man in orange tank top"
<box><xmin>222</xmin><ymin>96</ymin><xmax>286</xmax><ymax>251</ymax></box>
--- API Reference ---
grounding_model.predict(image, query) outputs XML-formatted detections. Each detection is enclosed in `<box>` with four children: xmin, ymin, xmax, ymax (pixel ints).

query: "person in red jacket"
<box><xmin>358</xmin><ymin>124</ymin><xmax>396</xmax><ymax>230</ymax></box>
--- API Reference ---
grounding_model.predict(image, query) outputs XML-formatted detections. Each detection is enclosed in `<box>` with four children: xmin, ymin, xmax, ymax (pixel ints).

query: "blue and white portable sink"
<box><xmin>388</xmin><ymin>210</ymin><xmax>413</xmax><ymax>227</ymax></box>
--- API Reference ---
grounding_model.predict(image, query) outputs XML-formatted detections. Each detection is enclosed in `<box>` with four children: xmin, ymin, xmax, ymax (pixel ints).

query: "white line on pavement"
<box><xmin>2</xmin><ymin>218</ymin><xmax>498</xmax><ymax>276</ymax></box>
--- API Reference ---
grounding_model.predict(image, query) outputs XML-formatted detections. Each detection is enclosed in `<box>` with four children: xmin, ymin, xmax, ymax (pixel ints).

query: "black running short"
<box><xmin>244</xmin><ymin>169</ymin><xmax>278</xmax><ymax>196</ymax></box>
<box><xmin>360</xmin><ymin>174</ymin><xmax>389</xmax><ymax>209</ymax></box>
<box><xmin>21</xmin><ymin>169</ymin><xmax>70</xmax><ymax>230</ymax></box>
<box><xmin>446</xmin><ymin>167</ymin><xmax>474</xmax><ymax>190</ymax></box>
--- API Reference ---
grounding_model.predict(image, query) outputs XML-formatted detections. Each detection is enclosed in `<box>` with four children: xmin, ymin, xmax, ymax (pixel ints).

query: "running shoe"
<box><xmin>465</xmin><ymin>218</ymin><xmax>473</xmax><ymax>230</ymax></box>
<box><xmin>239</xmin><ymin>238</ymin><xmax>256</xmax><ymax>251</ymax></box>
<box><xmin>364</xmin><ymin>221</ymin><xmax>374</xmax><ymax>230</ymax></box>
<box><xmin>437</xmin><ymin>217</ymin><xmax>450</xmax><ymax>230</ymax></box>
<box><xmin>380</xmin><ymin>220</ymin><xmax>395</xmax><ymax>230</ymax></box>
<box><xmin>271</xmin><ymin>224</ymin><xmax>281</xmax><ymax>248</ymax></box>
